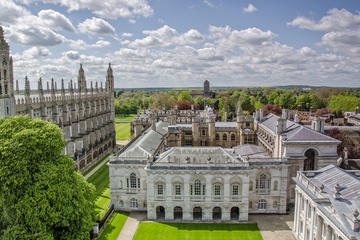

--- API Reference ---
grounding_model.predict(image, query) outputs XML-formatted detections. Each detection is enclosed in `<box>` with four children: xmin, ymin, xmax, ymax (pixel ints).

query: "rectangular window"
<box><xmin>202</xmin><ymin>185</ymin><xmax>206</xmax><ymax>195</ymax></box>
<box><xmin>214</xmin><ymin>185</ymin><xmax>221</xmax><ymax>196</ymax></box>
<box><xmin>190</xmin><ymin>185</ymin><xmax>193</xmax><ymax>195</ymax></box>
<box><xmin>175</xmin><ymin>184</ymin><xmax>181</xmax><ymax>195</ymax></box>
<box><xmin>138</xmin><ymin>179</ymin><xmax>140</xmax><ymax>189</ymax></box>
<box><xmin>157</xmin><ymin>184</ymin><xmax>163</xmax><ymax>195</ymax></box>
<box><xmin>127</xmin><ymin>178</ymin><xmax>129</xmax><ymax>188</ymax></box>
<box><xmin>232</xmin><ymin>185</ymin><xmax>239</xmax><ymax>195</ymax></box>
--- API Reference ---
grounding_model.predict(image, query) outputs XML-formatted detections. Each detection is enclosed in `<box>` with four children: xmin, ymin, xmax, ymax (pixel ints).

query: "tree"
<box><xmin>328</xmin><ymin>95</ymin><xmax>360</xmax><ymax>112</ymax></box>
<box><xmin>262</xmin><ymin>104</ymin><xmax>282</xmax><ymax>116</ymax></box>
<box><xmin>177</xmin><ymin>91</ymin><xmax>193</xmax><ymax>102</ymax></box>
<box><xmin>175</xmin><ymin>100</ymin><xmax>199</xmax><ymax>110</ymax></box>
<box><xmin>0</xmin><ymin>116</ymin><xmax>96</xmax><ymax>240</ymax></box>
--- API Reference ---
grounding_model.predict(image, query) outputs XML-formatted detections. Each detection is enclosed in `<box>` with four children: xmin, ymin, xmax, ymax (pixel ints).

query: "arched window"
<box><xmin>258</xmin><ymin>199</ymin><xmax>267</xmax><ymax>209</ymax></box>
<box><xmin>231</xmin><ymin>134</ymin><xmax>236</xmax><ymax>141</ymax></box>
<box><xmin>223</xmin><ymin>134</ymin><xmax>227</xmax><ymax>141</ymax></box>
<box><xmin>304</xmin><ymin>149</ymin><xmax>316</xmax><ymax>171</ymax></box>
<box><xmin>256</xmin><ymin>173</ymin><xmax>271</xmax><ymax>190</ymax></box>
<box><xmin>130</xmin><ymin>173</ymin><xmax>137</xmax><ymax>188</ymax></box>
<box><xmin>130</xmin><ymin>198</ymin><xmax>138</xmax><ymax>208</ymax></box>
<box><xmin>216</xmin><ymin>134</ymin><xmax>219</xmax><ymax>141</ymax></box>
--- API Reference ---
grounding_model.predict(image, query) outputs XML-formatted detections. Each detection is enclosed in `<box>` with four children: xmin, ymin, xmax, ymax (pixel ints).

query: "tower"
<box><xmin>0</xmin><ymin>26</ymin><xmax>15</xmax><ymax>118</ymax></box>
<box><xmin>203</xmin><ymin>80</ymin><xmax>210</xmax><ymax>97</ymax></box>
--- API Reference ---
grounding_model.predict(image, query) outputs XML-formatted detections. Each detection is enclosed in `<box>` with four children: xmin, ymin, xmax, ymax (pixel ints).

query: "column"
<box><xmin>205</xmin><ymin>175</ymin><xmax>212</xmax><ymax>202</ymax></box>
<box><xmin>183</xmin><ymin>175</ymin><xmax>191</xmax><ymax>220</ymax></box>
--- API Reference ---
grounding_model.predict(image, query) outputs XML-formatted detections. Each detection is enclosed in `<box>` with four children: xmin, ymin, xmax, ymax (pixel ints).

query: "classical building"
<box><xmin>0</xmin><ymin>26</ymin><xmax>116</xmax><ymax>172</ymax></box>
<box><xmin>109</xmin><ymin>105</ymin><xmax>340</xmax><ymax>221</ymax></box>
<box><xmin>293</xmin><ymin>165</ymin><xmax>360</xmax><ymax>240</ymax></box>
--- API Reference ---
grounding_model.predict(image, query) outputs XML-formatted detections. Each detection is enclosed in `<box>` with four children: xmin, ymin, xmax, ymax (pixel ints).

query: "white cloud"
<box><xmin>68</xmin><ymin>39</ymin><xmax>111</xmax><ymax>50</ymax></box>
<box><xmin>38</xmin><ymin>9</ymin><xmax>75</xmax><ymax>32</ymax></box>
<box><xmin>23</xmin><ymin>46</ymin><xmax>51</xmax><ymax>57</ymax></box>
<box><xmin>78</xmin><ymin>17</ymin><xmax>115</xmax><ymax>36</ymax></box>
<box><xmin>287</xmin><ymin>8</ymin><xmax>360</xmax><ymax>32</ymax></box>
<box><xmin>63</xmin><ymin>50</ymin><xmax>80</xmax><ymax>60</ymax></box>
<box><xmin>128</xmin><ymin>25</ymin><xmax>204</xmax><ymax>48</ymax></box>
<box><xmin>203</xmin><ymin>0</ymin><xmax>214</xmax><ymax>8</ymax></box>
<box><xmin>122</xmin><ymin>32</ymin><xmax>133</xmax><ymax>38</ymax></box>
<box><xmin>243</xmin><ymin>3</ymin><xmax>258</xmax><ymax>13</ymax></box>
<box><xmin>5</xmin><ymin>25</ymin><xmax>65</xmax><ymax>46</ymax></box>
<box><xmin>0</xmin><ymin>0</ymin><xmax>30</xmax><ymax>24</ymax></box>
<box><xmin>129</xmin><ymin>19</ymin><xmax>136</xmax><ymax>24</ymax></box>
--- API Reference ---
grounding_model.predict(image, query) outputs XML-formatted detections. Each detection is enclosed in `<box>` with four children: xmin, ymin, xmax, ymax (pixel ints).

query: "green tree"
<box><xmin>0</xmin><ymin>116</ymin><xmax>96</xmax><ymax>240</ymax></box>
<box><xmin>296</xmin><ymin>94</ymin><xmax>312</xmax><ymax>111</ymax></box>
<box><xmin>329</xmin><ymin>95</ymin><xmax>360</xmax><ymax>112</ymax></box>
<box><xmin>177</xmin><ymin>91</ymin><xmax>193</xmax><ymax>102</ymax></box>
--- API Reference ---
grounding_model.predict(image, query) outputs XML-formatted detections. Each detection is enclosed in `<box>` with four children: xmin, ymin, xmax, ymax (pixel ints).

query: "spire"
<box><xmin>0</xmin><ymin>25</ymin><xmax>4</xmax><ymax>40</ymax></box>
<box><xmin>106</xmin><ymin>62</ymin><xmax>114</xmax><ymax>93</ymax></box>
<box><xmin>69</xmin><ymin>79</ymin><xmax>73</xmax><ymax>93</ymax></box>
<box><xmin>77</xmin><ymin>63</ymin><xmax>86</xmax><ymax>93</ymax></box>
<box><xmin>237</xmin><ymin>103</ymin><xmax>243</xmax><ymax>116</ymax></box>
<box><xmin>38</xmin><ymin>77</ymin><xmax>44</xmax><ymax>96</ymax></box>
<box><xmin>100</xmin><ymin>82</ymin><xmax>103</xmax><ymax>92</ymax></box>
<box><xmin>61</xmin><ymin>78</ymin><xmax>65</xmax><ymax>95</ymax></box>
<box><xmin>51</xmin><ymin>78</ymin><xmax>55</xmax><ymax>96</ymax></box>
<box><xmin>16</xmin><ymin>80</ymin><xmax>19</xmax><ymax>94</ymax></box>
<box><xmin>47</xmin><ymin>81</ymin><xmax>50</xmax><ymax>94</ymax></box>
<box><xmin>95</xmin><ymin>82</ymin><xmax>98</xmax><ymax>92</ymax></box>
<box><xmin>25</xmin><ymin>76</ymin><xmax>30</xmax><ymax>96</ymax></box>
<box><xmin>55</xmin><ymin>81</ymin><xmax>57</xmax><ymax>93</ymax></box>
<box><xmin>90</xmin><ymin>81</ymin><xmax>93</xmax><ymax>93</ymax></box>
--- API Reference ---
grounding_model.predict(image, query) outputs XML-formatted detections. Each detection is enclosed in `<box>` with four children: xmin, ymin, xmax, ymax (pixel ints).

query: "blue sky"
<box><xmin>1</xmin><ymin>0</ymin><xmax>360</xmax><ymax>89</ymax></box>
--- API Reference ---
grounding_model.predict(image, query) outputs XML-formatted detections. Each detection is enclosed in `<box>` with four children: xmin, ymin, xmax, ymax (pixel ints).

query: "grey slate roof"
<box><xmin>295</xmin><ymin>165</ymin><xmax>360</xmax><ymax>240</ymax></box>
<box><xmin>215</xmin><ymin>122</ymin><xmax>237</xmax><ymax>128</ymax></box>
<box><xmin>260</xmin><ymin>114</ymin><xmax>339</xmax><ymax>143</ymax></box>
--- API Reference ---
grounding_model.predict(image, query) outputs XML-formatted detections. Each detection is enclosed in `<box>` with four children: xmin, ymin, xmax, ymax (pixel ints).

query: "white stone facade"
<box><xmin>293</xmin><ymin>165</ymin><xmax>360</xmax><ymax>240</ymax></box>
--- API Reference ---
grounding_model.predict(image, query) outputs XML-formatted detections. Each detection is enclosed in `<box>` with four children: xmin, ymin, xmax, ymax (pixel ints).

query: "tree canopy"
<box><xmin>0</xmin><ymin>116</ymin><xmax>96</xmax><ymax>240</ymax></box>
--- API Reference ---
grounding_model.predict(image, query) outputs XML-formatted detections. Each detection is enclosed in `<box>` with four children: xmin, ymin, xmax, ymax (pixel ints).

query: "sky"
<box><xmin>1</xmin><ymin>0</ymin><xmax>360</xmax><ymax>89</ymax></box>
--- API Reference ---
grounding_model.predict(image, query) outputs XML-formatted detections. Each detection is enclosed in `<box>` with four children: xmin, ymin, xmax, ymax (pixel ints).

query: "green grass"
<box><xmin>97</xmin><ymin>212</ymin><xmax>129</xmax><ymax>240</ymax></box>
<box><xmin>115</xmin><ymin>123</ymin><xmax>131</xmax><ymax>141</ymax></box>
<box><xmin>115</xmin><ymin>114</ymin><xmax>137</xmax><ymax>123</ymax></box>
<box><xmin>87</xmin><ymin>161</ymin><xmax>111</xmax><ymax>220</ymax></box>
<box><xmin>83</xmin><ymin>154</ymin><xmax>110</xmax><ymax>176</ymax></box>
<box><xmin>133</xmin><ymin>222</ymin><xmax>263</xmax><ymax>240</ymax></box>
<box><xmin>95</xmin><ymin>187</ymin><xmax>111</xmax><ymax>220</ymax></box>
<box><xmin>87</xmin><ymin>162</ymin><xmax>109</xmax><ymax>195</ymax></box>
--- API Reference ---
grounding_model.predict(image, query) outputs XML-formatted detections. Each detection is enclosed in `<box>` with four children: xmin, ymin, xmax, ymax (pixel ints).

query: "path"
<box><xmin>84</xmin><ymin>157</ymin><xmax>109</xmax><ymax>180</ymax></box>
<box><xmin>249</xmin><ymin>212</ymin><xmax>295</xmax><ymax>240</ymax></box>
<box><xmin>117</xmin><ymin>212</ymin><xmax>146</xmax><ymax>240</ymax></box>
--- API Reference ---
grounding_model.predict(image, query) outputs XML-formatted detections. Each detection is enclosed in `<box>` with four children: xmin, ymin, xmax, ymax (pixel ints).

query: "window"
<box><xmin>223</xmin><ymin>134</ymin><xmax>227</xmax><ymax>141</ymax></box>
<box><xmin>231</xmin><ymin>134</ymin><xmax>236</xmax><ymax>141</ymax></box>
<box><xmin>214</xmin><ymin>185</ymin><xmax>221</xmax><ymax>196</ymax></box>
<box><xmin>273</xmin><ymin>181</ymin><xmax>278</xmax><ymax>191</ymax></box>
<box><xmin>258</xmin><ymin>199</ymin><xmax>267</xmax><ymax>209</ymax></box>
<box><xmin>232</xmin><ymin>185</ymin><xmax>239</xmax><ymax>195</ymax></box>
<box><xmin>256</xmin><ymin>173</ymin><xmax>270</xmax><ymax>190</ymax></box>
<box><xmin>157</xmin><ymin>184</ymin><xmax>164</xmax><ymax>195</ymax></box>
<box><xmin>130</xmin><ymin>173</ymin><xmax>137</xmax><ymax>188</ymax></box>
<box><xmin>127</xmin><ymin>178</ymin><xmax>129</xmax><ymax>188</ymax></box>
<box><xmin>175</xmin><ymin>184</ymin><xmax>181</xmax><ymax>195</ymax></box>
<box><xmin>216</xmin><ymin>134</ymin><xmax>219</xmax><ymax>140</ymax></box>
<box><xmin>138</xmin><ymin>178</ymin><xmax>140</xmax><ymax>189</ymax></box>
<box><xmin>202</xmin><ymin>129</ymin><xmax>206</xmax><ymax>136</ymax></box>
<box><xmin>130</xmin><ymin>198</ymin><xmax>138</xmax><ymax>208</ymax></box>
<box><xmin>194</xmin><ymin>180</ymin><xmax>201</xmax><ymax>195</ymax></box>
<box><xmin>307</xmin><ymin>204</ymin><xmax>312</xmax><ymax>219</ymax></box>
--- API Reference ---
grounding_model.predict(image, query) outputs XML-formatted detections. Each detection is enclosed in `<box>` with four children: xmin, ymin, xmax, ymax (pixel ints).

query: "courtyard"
<box><xmin>133</xmin><ymin>222</ymin><xmax>263</xmax><ymax>240</ymax></box>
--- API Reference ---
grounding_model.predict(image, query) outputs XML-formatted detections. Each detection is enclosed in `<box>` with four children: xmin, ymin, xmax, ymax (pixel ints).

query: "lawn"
<box><xmin>115</xmin><ymin>114</ymin><xmax>137</xmax><ymax>123</ymax></box>
<box><xmin>115</xmin><ymin>123</ymin><xmax>131</xmax><ymax>141</ymax></box>
<box><xmin>87</xmin><ymin>162</ymin><xmax>111</xmax><ymax>220</ymax></box>
<box><xmin>97</xmin><ymin>212</ymin><xmax>129</xmax><ymax>240</ymax></box>
<box><xmin>133</xmin><ymin>222</ymin><xmax>263</xmax><ymax>240</ymax></box>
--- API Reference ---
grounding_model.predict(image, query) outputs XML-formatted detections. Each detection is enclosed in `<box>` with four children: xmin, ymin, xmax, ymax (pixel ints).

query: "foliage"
<box><xmin>175</xmin><ymin>100</ymin><xmax>199</xmax><ymax>110</ymax></box>
<box><xmin>328</xmin><ymin>95</ymin><xmax>360</xmax><ymax>112</ymax></box>
<box><xmin>327</xmin><ymin>128</ymin><xmax>360</xmax><ymax>158</ymax></box>
<box><xmin>151</xmin><ymin>92</ymin><xmax>176</xmax><ymax>110</ymax></box>
<box><xmin>177</xmin><ymin>91</ymin><xmax>193</xmax><ymax>102</ymax></box>
<box><xmin>0</xmin><ymin>116</ymin><xmax>96</xmax><ymax>240</ymax></box>
<box><xmin>262</xmin><ymin>104</ymin><xmax>282</xmax><ymax>116</ymax></box>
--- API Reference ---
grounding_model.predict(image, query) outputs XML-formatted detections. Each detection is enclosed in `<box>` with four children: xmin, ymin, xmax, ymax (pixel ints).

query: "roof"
<box><xmin>149</xmin><ymin>146</ymin><xmax>249</xmax><ymax>170</ymax></box>
<box><xmin>215</xmin><ymin>122</ymin><xmax>237</xmax><ymax>128</ymax></box>
<box><xmin>295</xmin><ymin>165</ymin><xmax>360</xmax><ymax>239</ymax></box>
<box><xmin>114</xmin><ymin>121</ymin><xmax>167</xmax><ymax>161</ymax></box>
<box><xmin>259</xmin><ymin>114</ymin><xmax>339</xmax><ymax>143</ymax></box>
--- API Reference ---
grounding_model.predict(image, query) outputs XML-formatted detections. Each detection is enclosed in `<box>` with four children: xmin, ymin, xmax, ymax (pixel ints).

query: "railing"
<box><xmin>212</xmin><ymin>196</ymin><xmax>223</xmax><ymax>202</ymax></box>
<box><xmin>126</xmin><ymin>188</ymin><xmax>141</xmax><ymax>194</ymax></box>
<box><xmin>256</xmin><ymin>189</ymin><xmax>271</xmax><ymax>195</ymax></box>
<box><xmin>231</xmin><ymin>196</ymin><xmax>242</xmax><ymax>201</ymax></box>
<box><xmin>173</xmin><ymin>196</ymin><xmax>184</xmax><ymax>201</ymax></box>
<box><xmin>190</xmin><ymin>195</ymin><xmax>205</xmax><ymax>201</ymax></box>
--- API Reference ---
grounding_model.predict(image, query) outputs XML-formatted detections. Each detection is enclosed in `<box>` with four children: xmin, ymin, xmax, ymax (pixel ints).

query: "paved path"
<box><xmin>84</xmin><ymin>157</ymin><xmax>109</xmax><ymax>180</ymax></box>
<box><xmin>117</xmin><ymin>212</ymin><xmax>146</xmax><ymax>240</ymax></box>
<box><xmin>249</xmin><ymin>212</ymin><xmax>295</xmax><ymax>240</ymax></box>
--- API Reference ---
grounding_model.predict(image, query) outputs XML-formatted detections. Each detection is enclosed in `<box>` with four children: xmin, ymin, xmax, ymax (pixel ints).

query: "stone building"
<box><xmin>0</xmin><ymin>26</ymin><xmax>116</xmax><ymax>172</ymax></box>
<box><xmin>293</xmin><ymin>165</ymin><xmax>360</xmax><ymax>240</ymax></box>
<box><xmin>109</xmin><ymin>106</ymin><xmax>339</xmax><ymax>221</ymax></box>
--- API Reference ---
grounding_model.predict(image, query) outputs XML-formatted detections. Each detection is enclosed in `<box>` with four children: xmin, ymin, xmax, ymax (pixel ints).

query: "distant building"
<box><xmin>190</xmin><ymin>80</ymin><xmax>215</xmax><ymax>98</ymax></box>
<box><xmin>293</xmin><ymin>165</ymin><xmax>360</xmax><ymax>240</ymax></box>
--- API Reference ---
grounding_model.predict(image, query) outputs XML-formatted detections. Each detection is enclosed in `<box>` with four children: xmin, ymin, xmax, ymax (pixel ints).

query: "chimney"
<box><xmin>151</xmin><ymin>117</ymin><xmax>156</xmax><ymax>131</ymax></box>
<box><xmin>356</xmin><ymin>106</ymin><xmax>360</xmax><ymax>114</ymax></box>
<box><xmin>224</xmin><ymin>112</ymin><xmax>228</xmax><ymax>122</ymax></box>
<box><xmin>294</xmin><ymin>114</ymin><xmax>299</xmax><ymax>123</ymax></box>
<box><xmin>311</xmin><ymin>117</ymin><xmax>325</xmax><ymax>133</ymax></box>
<box><xmin>276</xmin><ymin>118</ymin><xmax>286</xmax><ymax>134</ymax></box>
<box><xmin>282</xmin><ymin>109</ymin><xmax>290</xmax><ymax>120</ymax></box>
<box><xmin>259</xmin><ymin>109</ymin><xmax>264</xmax><ymax>122</ymax></box>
